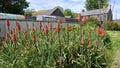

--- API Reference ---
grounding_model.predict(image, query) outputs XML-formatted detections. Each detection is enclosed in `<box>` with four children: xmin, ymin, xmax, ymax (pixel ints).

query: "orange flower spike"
<box><xmin>32</xmin><ymin>22</ymin><xmax>34</xmax><ymax>28</ymax></box>
<box><xmin>77</xmin><ymin>14</ymin><xmax>82</xmax><ymax>22</ymax></box>
<box><xmin>97</xmin><ymin>26</ymin><xmax>102</xmax><ymax>35</ymax></box>
<box><xmin>43</xmin><ymin>25</ymin><xmax>48</xmax><ymax>34</ymax></box>
<box><xmin>66</xmin><ymin>23</ymin><xmax>69</xmax><ymax>32</ymax></box>
<box><xmin>83</xmin><ymin>16</ymin><xmax>87</xmax><ymax>24</ymax></box>
<box><xmin>58</xmin><ymin>19</ymin><xmax>62</xmax><ymax>24</ymax></box>
<box><xmin>6</xmin><ymin>32</ymin><xmax>9</xmax><ymax>39</ymax></box>
<box><xmin>12</xmin><ymin>34</ymin><xmax>16</xmax><ymax>43</ymax></box>
<box><xmin>6</xmin><ymin>19</ymin><xmax>10</xmax><ymax>28</ymax></box>
<box><xmin>56</xmin><ymin>23</ymin><xmax>60</xmax><ymax>33</ymax></box>
<box><xmin>32</xmin><ymin>34</ymin><xmax>36</xmax><ymax>42</ymax></box>
<box><xmin>81</xmin><ymin>37</ymin><xmax>85</xmax><ymax>45</ymax></box>
<box><xmin>16</xmin><ymin>23</ymin><xmax>21</xmax><ymax>31</ymax></box>
<box><xmin>88</xmin><ymin>41</ymin><xmax>92</xmax><ymax>48</ymax></box>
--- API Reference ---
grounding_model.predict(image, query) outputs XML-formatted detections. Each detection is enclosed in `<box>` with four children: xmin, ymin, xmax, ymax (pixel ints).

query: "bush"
<box><xmin>87</xmin><ymin>17</ymin><xmax>99</xmax><ymax>25</ymax></box>
<box><xmin>104</xmin><ymin>21</ymin><xmax>120</xmax><ymax>31</ymax></box>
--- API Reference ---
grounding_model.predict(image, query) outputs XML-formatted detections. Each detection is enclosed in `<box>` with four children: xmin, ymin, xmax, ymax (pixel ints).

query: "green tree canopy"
<box><xmin>64</xmin><ymin>9</ymin><xmax>78</xmax><ymax>18</ymax></box>
<box><xmin>0</xmin><ymin>0</ymin><xmax>29</xmax><ymax>14</ymax></box>
<box><xmin>25</xmin><ymin>8</ymin><xmax>36</xmax><ymax>15</ymax></box>
<box><xmin>85</xmin><ymin>0</ymin><xmax>108</xmax><ymax>10</ymax></box>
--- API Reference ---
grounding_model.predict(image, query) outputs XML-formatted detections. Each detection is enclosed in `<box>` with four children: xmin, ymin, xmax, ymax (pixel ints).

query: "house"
<box><xmin>32</xmin><ymin>7</ymin><xmax>65</xmax><ymax>22</ymax></box>
<box><xmin>80</xmin><ymin>5</ymin><xmax>112</xmax><ymax>22</ymax></box>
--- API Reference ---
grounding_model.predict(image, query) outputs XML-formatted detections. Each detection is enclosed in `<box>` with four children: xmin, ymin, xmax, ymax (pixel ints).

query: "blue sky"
<box><xmin>26</xmin><ymin>0</ymin><xmax>120</xmax><ymax>20</ymax></box>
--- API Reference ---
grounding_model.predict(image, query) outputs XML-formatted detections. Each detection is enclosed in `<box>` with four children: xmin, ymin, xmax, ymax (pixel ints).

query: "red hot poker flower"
<box><xmin>43</xmin><ymin>25</ymin><xmax>48</xmax><ymax>34</ymax></box>
<box><xmin>66</xmin><ymin>23</ymin><xmax>69</xmax><ymax>32</ymax></box>
<box><xmin>6</xmin><ymin>19</ymin><xmax>10</xmax><ymax>28</ymax></box>
<box><xmin>6</xmin><ymin>32</ymin><xmax>9</xmax><ymax>39</ymax></box>
<box><xmin>32</xmin><ymin>34</ymin><xmax>36</xmax><ymax>42</ymax></box>
<box><xmin>16</xmin><ymin>23</ymin><xmax>21</xmax><ymax>31</ymax></box>
<box><xmin>58</xmin><ymin>19</ymin><xmax>62</xmax><ymax>24</ymax></box>
<box><xmin>97</xmin><ymin>26</ymin><xmax>102</xmax><ymax>35</ymax></box>
<box><xmin>83</xmin><ymin>16</ymin><xmax>87</xmax><ymax>24</ymax></box>
<box><xmin>32</xmin><ymin>22</ymin><xmax>34</xmax><ymax>28</ymax></box>
<box><xmin>81</xmin><ymin>37</ymin><xmax>85</xmax><ymax>45</ymax></box>
<box><xmin>78</xmin><ymin>14</ymin><xmax>82</xmax><ymax>22</ymax></box>
<box><xmin>55</xmin><ymin>23</ymin><xmax>60</xmax><ymax>33</ymax></box>
<box><xmin>88</xmin><ymin>41</ymin><xmax>92</xmax><ymax>48</ymax></box>
<box><xmin>12</xmin><ymin>34</ymin><xmax>16</xmax><ymax>43</ymax></box>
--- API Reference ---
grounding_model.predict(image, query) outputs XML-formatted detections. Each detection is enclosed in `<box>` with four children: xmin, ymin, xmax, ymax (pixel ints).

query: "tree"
<box><xmin>25</xmin><ymin>8</ymin><xmax>36</xmax><ymax>15</ymax></box>
<box><xmin>72</xmin><ymin>12</ymin><xmax>78</xmax><ymax>18</ymax></box>
<box><xmin>64</xmin><ymin>9</ymin><xmax>73</xmax><ymax>17</ymax></box>
<box><xmin>85</xmin><ymin>0</ymin><xmax>108</xmax><ymax>10</ymax></box>
<box><xmin>0</xmin><ymin>0</ymin><xmax>29</xmax><ymax>14</ymax></box>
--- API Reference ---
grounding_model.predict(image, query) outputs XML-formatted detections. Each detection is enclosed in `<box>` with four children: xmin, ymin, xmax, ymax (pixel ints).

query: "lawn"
<box><xmin>107</xmin><ymin>31</ymin><xmax>120</xmax><ymax>67</ymax></box>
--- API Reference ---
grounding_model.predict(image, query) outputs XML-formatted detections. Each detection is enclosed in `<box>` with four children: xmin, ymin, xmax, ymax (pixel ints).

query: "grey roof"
<box><xmin>32</xmin><ymin>7</ymin><xmax>63</xmax><ymax>16</ymax></box>
<box><xmin>81</xmin><ymin>6</ymin><xmax>111</xmax><ymax>16</ymax></box>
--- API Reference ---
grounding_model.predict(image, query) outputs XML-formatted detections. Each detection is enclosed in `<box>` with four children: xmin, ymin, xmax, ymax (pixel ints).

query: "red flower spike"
<box><xmin>66</xmin><ymin>23</ymin><xmax>69</xmax><ymax>32</ymax></box>
<box><xmin>78</xmin><ymin>14</ymin><xmax>82</xmax><ymax>22</ymax></box>
<box><xmin>50</xmin><ymin>23</ymin><xmax>52</xmax><ymax>31</ymax></box>
<box><xmin>16</xmin><ymin>23</ymin><xmax>21</xmax><ymax>31</ymax></box>
<box><xmin>58</xmin><ymin>19</ymin><xmax>62</xmax><ymax>24</ymax></box>
<box><xmin>6</xmin><ymin>19</ymin><xmax>10</xmax><ymax>28</ymax></box>
<box><xmin>15</xmin><ymin>21</ymin><xmax>18</xmax><ymax>27</ymax></box>
<box><xmin>32</xmin><ymin>34</ymin><xmax>36</xmax><ymax>42</ymax></box>
<box><xmin>88</xmin><ymin>41</ymin><xmax>92</xmax><ymax>48</ymax></box>
<box><xmin>81</xmin><ymin>37</ymin><xmax>85</xmax><ymax>45</ymax></box>
<box><xmin>43</xmin><ymin>25</ymin><xmax>48</xmax><ymax>34</ymax></box>
<box><xmin>12</xmin><ymin>34</ymin><xmax>16</xmax><ymax>43</ymax></box>
<box><xmin>55</xmin><ymin>23</ymin><xmax>60</xmax><ymax>33</ymax></box>
<box><xmin>32</xmin><ymin>22</ymin><xmax>34</xmax><ymax>28</ymax></box>
<box><xmin>6</xmin><ymin>32</ymin><xmax>9</xmax><ymax>39</ymax></box>
<box><xmin>83</xmin><ymin>16</ymin><xmax>87</xmax><ymax>23</ymax></box>
<box><xmin>97</xmin><ymin>26</ymin><xmax>102</xmax><ymax>35</ymax></box>
<box><xmin>10</xmin><ymin>30</ymin><xmax>13</xmax><ymax>35</ymax></box>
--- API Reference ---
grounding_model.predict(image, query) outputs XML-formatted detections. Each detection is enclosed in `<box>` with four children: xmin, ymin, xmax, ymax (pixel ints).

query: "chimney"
<box><xmin>82</xmin><ymin>9</ymin><xmax>85</xmax><ymax>12</ymax></box>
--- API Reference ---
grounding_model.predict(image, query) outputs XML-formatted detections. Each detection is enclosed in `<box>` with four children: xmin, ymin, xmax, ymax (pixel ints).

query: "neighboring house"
<box><xmin>32</xmin><ymin>7</ymin><xmax>65</xmax><ymax>22</ymax></box>
<box><xmin>80</xmin><ymin>5</ymin><xmax>112</xmax><ymax>22</ymax></box>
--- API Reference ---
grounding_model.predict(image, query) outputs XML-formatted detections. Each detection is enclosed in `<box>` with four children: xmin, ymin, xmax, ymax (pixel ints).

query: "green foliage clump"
<box><xmin>104</xmin><ymin>21</ymin><xmax>120</xmax><ymax>31</ymax></box>
<box><xmin>87</xmin><ymin>17</ymin><xmax>99</xmax><ymax>25</ymax></box>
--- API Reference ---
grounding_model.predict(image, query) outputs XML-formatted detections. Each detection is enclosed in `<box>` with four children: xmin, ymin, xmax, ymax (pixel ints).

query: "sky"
<box><xmin>26</xmin><ymin>0</ymin><xmax>120</xmax><ymax>20</ymax></box>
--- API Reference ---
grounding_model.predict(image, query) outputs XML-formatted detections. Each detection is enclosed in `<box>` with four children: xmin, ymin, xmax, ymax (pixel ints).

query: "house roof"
<box><xmin>32</xmin><ymin>7</ymin><xmax>63</xmax><ymax>16</ymax></box>
<box><xmin>81</xmin><ymin>6</ymin><xmax>111</xmax><ymax>16</ymax></box>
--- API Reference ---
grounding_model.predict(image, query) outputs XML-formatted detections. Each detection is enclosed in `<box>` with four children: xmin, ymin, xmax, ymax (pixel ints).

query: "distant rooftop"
<box><xmin>81</xmin><ymin>5</ymin><xmax>111</xmax><ymax>16</ymax></box>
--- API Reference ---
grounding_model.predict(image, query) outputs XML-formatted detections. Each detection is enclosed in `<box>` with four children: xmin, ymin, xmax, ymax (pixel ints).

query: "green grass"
<box><xmin>106</xmin><ymin>31</ymin><xmax>120</xmax><ymax>67</ymax></box>
<box><xmin>107</xmin><ymin>31</ymin><xmax>120</xmax><ymax>50</ymax></box>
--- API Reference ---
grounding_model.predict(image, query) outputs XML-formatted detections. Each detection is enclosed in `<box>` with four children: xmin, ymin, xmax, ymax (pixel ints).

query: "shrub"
<box><xmin>104</xmin><ymin>21</ymin><xmax>120</xmax><ymax>31</ymax></box>
<box><xmin>87</xmin><ymin>17</ymin><xmax>99</xmax><ymax>25</ymax></box>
